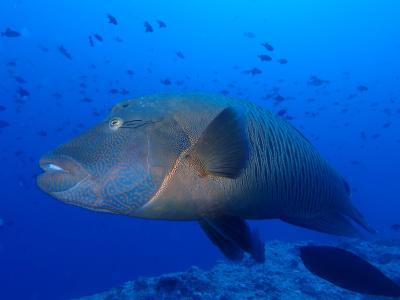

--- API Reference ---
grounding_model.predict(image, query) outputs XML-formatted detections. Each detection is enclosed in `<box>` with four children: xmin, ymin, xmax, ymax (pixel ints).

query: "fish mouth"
<box><xmin>37</xmin><ymin>155</ymin><xmax>89</xmax><ymax>193</ymax></box>
<box><xmin>40</xmin><ymin>162</ymin><xmax>66</xmax><ymax>173</ymax></box>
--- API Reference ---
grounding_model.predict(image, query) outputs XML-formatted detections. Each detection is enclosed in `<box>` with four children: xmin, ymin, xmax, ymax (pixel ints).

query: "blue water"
<box><xmin>1</xmin><ymin>1</ymin><xmax>399</xmax><ymax>299</ymax></box>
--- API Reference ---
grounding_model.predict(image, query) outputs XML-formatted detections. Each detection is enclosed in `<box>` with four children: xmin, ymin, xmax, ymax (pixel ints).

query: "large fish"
<box><xmin>37</xmin><ymin>93</ymin><xmax>374</xmax><ymax>262</ymax></box>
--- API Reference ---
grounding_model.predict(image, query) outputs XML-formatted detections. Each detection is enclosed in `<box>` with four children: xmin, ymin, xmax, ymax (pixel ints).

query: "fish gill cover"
<box><xmin>0</xmin><ymin>1</ymin><xmax>399</xmax><ymax>299</ymax></box>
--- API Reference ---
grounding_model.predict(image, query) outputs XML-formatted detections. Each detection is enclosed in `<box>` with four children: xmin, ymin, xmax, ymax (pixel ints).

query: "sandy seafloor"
<box><xmin>76</xmin><ymin>239</ymin><xmax>400</xmax><ymax>300</ymax></box>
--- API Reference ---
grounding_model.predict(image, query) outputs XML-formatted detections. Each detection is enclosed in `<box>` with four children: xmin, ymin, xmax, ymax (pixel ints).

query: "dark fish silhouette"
<box><xmin>1</xmin><ymin>27</ymin><xmax>21</xmax><ymax>38</ymax></box>
<box><xmin>17</xmin><ymin>87</ymin><xmax>30</xmax><ymax>97</ymax></box>
<box><xmin>244</xmin><ymin>32</ymin><xmax>256</xmax><ymax>39</ymax></box>
<box><xmin>261</xmin><ymin>42</ymin><xmax>274</xmax><ymax>51</ymax></box>
<box><xmin>114</xmin><ymin>36</ymin><xmax>123</xmax><ymax>43</ymax></box>
<box><xmin>39</xmin><ymin>45</ymin><xmax>49</xmax><ymax>52</ymax></box>
<box><xmin>38</xmin><ymin>130</ymin><xmax>48</xmax><ymax>137</ymax></box>
<box><xmin>0</xmin><ymin>120</ymin><xmax>10</xmax><ymax>128</ymax></box>
<box><xmin>14</xmin><ymin>76</ymin><xmax>27</xmax><ymax>84</ymax></box>
<box><xmin>160</xmin><ymin>78</ymin><xmax>171</xmax><ymax>85</ymax></box>
<box><xmin>88</xmin><ymin>35</ymin><xmax>94</xmax><ymax>47</ymax></box>
<box><xmin>357</xmin><ymin>85</ymin><xmax>368</xmax><ymax>92</ymax></box>
<box><xmin>58</xmin><ymin>45</ymin><xmax>72</xmax><ymax>59</ymax></box>
<box><xmin>107</xmin><ymin>14</ymin><xmax>118</xmax><ymax>25</ymax></box>
<box><xmin>176</xmin><ymin>51</ymin><xmax>185</xmax><ymax>59</ymax></box>
<box><xmin>243</xmin><ymin>67</ymin><xmax>262</xmax><ymax>76</ymax></box>
<box><xmin>277</xmin><ymin>109</ymin><xmax>287</xmax><ymax>116</ymax></box>
<box><xmin>81</xmin><ymin>97</ymin><xmax>93</xmax><ymax>103</ymax></box>
<box><xmin>258</xmin><ymin>54</ymin><xmax>272</xmax><ymax>62</ymax></box>
<box><xmin>93</xmin><ymin>34</ymin><xmax>103</xmax><ymax>42</ymax></box>
<box><xmin>126</xmin><ymin>69</ymin><xmax>134</xmax><ymax>76</ymax></box>
<box><xmin>157</xmin><ymin>20</ymin><xmax>167</xmax><ymax>28</ymax></box>
<box><xmin>144</xmin><ymin>21</ymin><xmax>153</xmax><ymax>32</ymax></box>
<box><xmin>300</xmin><ymin>245</ymin><xmax>400</xmax><ymax>297</ymax></box>
<box><xmin>391</xmin><ymin>224</ymin><xmax>400</xmax><ymax>231</ymax></box>
<box><xmin>277</xmin><ymin>58</ymin><xmax>288</xmax><ymax>64</ymax></box>
<box><xmin>0</xmin><ymin>105</ymin><xmax>7</xmax><ymax>112</ymax></box>
<box><xmin>120</xmin><ymin>88</ymin><xmax>129</xmax><ymax>95</ymax></box>
<box><xmin>53</xmin><ymin>93</ymin><xmax>63</xmax><ymax>99</ymax></box>
<box><xmin>308</xmin><ymin>76</ymin><xmax>330</xmax><ymax>86</ymax></box>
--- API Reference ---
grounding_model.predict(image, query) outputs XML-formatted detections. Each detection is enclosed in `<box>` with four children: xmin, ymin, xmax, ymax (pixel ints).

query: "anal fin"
<box><xmin>282</xmin><ymin>211</ymin><xmax>361</xmax><ymax>237</ymax></box>
<box><xmin>199</xmin><ymin>216</ymin><xmax>265</xmax><ymax>262</ymax></box>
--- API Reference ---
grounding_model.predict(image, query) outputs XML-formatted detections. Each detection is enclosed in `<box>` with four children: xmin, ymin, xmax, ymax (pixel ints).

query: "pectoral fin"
<box><xmin>186</xmin><ymin>107</ymin><xmax>249</xmax><ymax>179</ymax></box>
<box><xmin>199</xmin><ymin>215</ymin><xmax>265</xmax><ymax>262</ymax></box>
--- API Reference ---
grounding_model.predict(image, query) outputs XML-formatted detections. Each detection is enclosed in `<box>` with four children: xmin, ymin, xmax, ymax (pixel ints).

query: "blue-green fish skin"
<box><xmin>37</xmin><ymin>93</ymin><xmax>374</xmax><ymax>236</ymax></box>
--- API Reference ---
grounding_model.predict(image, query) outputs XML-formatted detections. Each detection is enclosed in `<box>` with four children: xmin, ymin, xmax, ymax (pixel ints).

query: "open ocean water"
<box><xmin>0</xmin><ymin>1</ymin><xmax>399</xmax><ymax>299</ymax></box>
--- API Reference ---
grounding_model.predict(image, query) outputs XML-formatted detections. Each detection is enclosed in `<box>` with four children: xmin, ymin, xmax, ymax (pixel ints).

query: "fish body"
<box><xmin>107</xmin><ymin>14</ymin><xmax>118</xmax><ymax>25</ymax></box>
<box><xmin>37</xmin><ymin>93</ymin><xmax>373</xmax><ymax>260</ymax></box>
<box><xmin>58</xmin><ymin>45</ymin><xmax>72</xmax><ymax>59</ymax></box>
<box><xmin>1</xmin><ymin>28</ymin><xmax>21</xmax><ymax>38</ymax></box>
<box><xmin>300</xmin><ymin>245</ymin><xmax>400</xmax><ymax>297</ymax></box>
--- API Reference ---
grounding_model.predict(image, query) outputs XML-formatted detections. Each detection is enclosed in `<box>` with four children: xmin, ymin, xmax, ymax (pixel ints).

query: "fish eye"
<box><xmin>109</xmin><ymin>118</ymin><xmax>123</xmax><ymax>129</ymax></box>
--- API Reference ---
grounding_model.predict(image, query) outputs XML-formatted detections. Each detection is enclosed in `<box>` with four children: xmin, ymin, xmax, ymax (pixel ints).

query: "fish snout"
<box><xmin>37</xmin><ymin>154</ymin><xmax>89</xmax><ymax>193</ymax></box>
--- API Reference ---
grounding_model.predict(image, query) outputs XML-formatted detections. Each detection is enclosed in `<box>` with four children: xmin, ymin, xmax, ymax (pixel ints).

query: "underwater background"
<box><xmin>0</xmin><ymin>0</ymin><xmax>399</xmax><ymax>299</ymax></box>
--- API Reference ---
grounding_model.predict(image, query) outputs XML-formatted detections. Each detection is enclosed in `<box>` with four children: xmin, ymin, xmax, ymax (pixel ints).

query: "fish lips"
<box><xmin>37</xmin><ymin>154</ymin><xmax>89</xmax><ymax>194</ymax></box>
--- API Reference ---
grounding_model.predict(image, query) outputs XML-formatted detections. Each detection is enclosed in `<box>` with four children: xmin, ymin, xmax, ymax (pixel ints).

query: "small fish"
<box><xmin>93</xmin><ymin>34</ymin><xmax>103</xmax><ymax>42</ymax></box>
<box><xmin>277</xmin><ymin>58</ymin><xmax>288</xmax><ymax>64</ymax></box>
<box><xmin>274</xmin><ymin>95</ymin><xmax>285</xmax><ymax>104</ymax></box>
<box><xmin>244</xmin><ymin>32</ymin><xmax>256</xmax><ymax>39</ymax></box>
<box><xmin>1</xmin><ymin>27</ymin><xmax>21</xmax><ymax>38</ymax></box>
<box><xmin>88</xmin><ymin>35</ymin><xmax>94</xmax><ymax>47</ymax></box>
<box><xmin>17</xmin><ymin>87</ymin><xmax>30</xmax><ymax>97</ymax></box>
<box><xmin>243</xmin><ymin>67</ymin><xmax>262</xmax><ymax>76</ymax></box>
<box><xmin>81</xmin><ymin>97</ymin><xmax>93</xmax><ymax>103</ymax></box>
<box><xmin>371</xmin><ymin>133</ymin><xmax>381</xmax><ymax>139</ymax></box>
<box><xmin>39</xmin><ymin>45</ymin><xmax>49</xmax><ymax>52</ymax></box>
<box><xmin>176</xmin><ymin>51</ymin><xmax>185</xmax><ymax>59</ymax></box>
<box><xmin>109</xmin><ymin>88</ymin><xmax>119</xmax><ymax>95</ymax></box>
<box><xmin>391</xmin><ymin>224</ymin><xmax>400</xmax><ymax>231</ymax></box>
<box><xmin>258</xmin><ymin>54</ymin><xmax>272</xmax><ymax>62</ymax></box>
<box><xmin>53</xmin><ymin>92</ymin><xmax>63</xmax><ymax>99</ymax></box>
<box><xmin>120</xmin><ymin>88</ymin><xmax>129</xmax><ymax>95</ymax></box>
<box><xmin>261</xmin><ymin>42</ymin><xmax>274</xmax><ymax>51</ymax></box>
<box><xmin>144</xmin><ymin>21</ymin><xmax>153</xmax><ymax>33</ymax></box>
<box><xmin>0</xmin><ymin>120</ymin><xmax>10</xmax><ymax>128</ymax></box>
<box><xmin>277</xmin><ymin>109</ymin><xmax>287</xmax><ymax>116</ymax></box>
<box><xmin>0</xmin><ymin>105</ymin><xmax>7</xmax><ymax>112</ymax></box>
<box><xmin>38</xmin><ymin>130</ymin><xmax>48</xmax><ymax>137</ymax></box>
<box><xmin>107</xmin><ymin>14</ymin><xmax>118</xmax><ymax>25</ymax></box>
<box><xmin>14</xmin><ymin>76</ymin><xmax>27</xmax><ymax>84</ymax></box>
<box><xmin>126</xmin><ymin>70</ymin><xmax>134</xmax><ymax>76</ymax></box>
<box><xmin>58</xmin><ymin>45</ymin><xmax>72</xmax><ymax>59</ymax></box>
<box><xmin>114</xmin><ymin>36</ymin><xmax>123</xmax><ymax>43</ymax></box>
<box><xmin>300</xmin><ymin>245</ymin><xmax>400</xmax><ymax>297</ymax></box>
<box><xmin>308</xmin><ymin>76</ymin><xmax>330</xmax><ymax>86</ymax></box>
<box><xmin>160</xmin><ymin>78</ymin><xmax>171</xmax><ymax>85</ymax></box>
<box><xmin>157</xmin><ymin>20</ymin><xmax>167</xmax><ymax>28</ymax></box>
<box><xmin>7</xmin><ymin>61</ymin><xmax>17</xmax><ymax>67</ymax></box>
<box><xmin>357</xmin><ymin>85</ymin><xmax>368</xmax><ymax>92</ymax></box>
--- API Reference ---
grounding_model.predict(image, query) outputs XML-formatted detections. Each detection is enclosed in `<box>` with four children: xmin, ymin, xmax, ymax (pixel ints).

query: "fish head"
<box><xmin>37</xmin><ymin>98</ymin><xmax>190</xmax><ymax>215</ymax></box>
